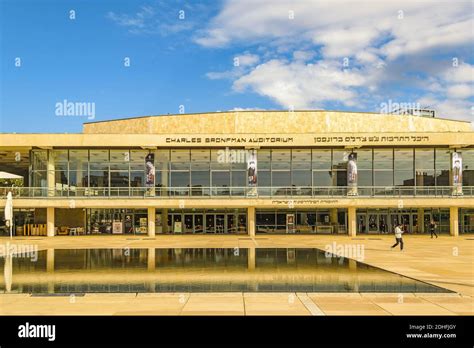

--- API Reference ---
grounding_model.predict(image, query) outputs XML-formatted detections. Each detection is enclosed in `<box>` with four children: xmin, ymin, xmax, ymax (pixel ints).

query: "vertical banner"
<box><xmin>145</xmin><ymin>153</ymin><xmax>155</xmax><ymax>187</ymax></box>
<box><xmin>452</xmin><ymin>152</ymin><xmax>463</xmax><ymax>195</ymax></box>
<box><xmin>286</xmin><ymin>214</ymin><xmax>295</xmax><ymax>234</ymax></box>
<box><xmin>247</xmin><ymin>149</ymin><xmax>257</xmax><ymax>196</ymax></box>
<box><xmin>247</xmin><ymin>150</ymin><xmax>257</xmax><ymax>186</ymax></box>
<box><xmin>347</xmin><ymin>152</ymin><xmax>358</xmax><ymax>196</ymax></box>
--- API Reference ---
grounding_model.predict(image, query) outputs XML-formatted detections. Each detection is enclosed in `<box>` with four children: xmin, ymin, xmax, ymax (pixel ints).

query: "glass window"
<box><xmin>55</xmin><ymin>170</ymin><xmax>68</xmax><ymax>185</ymax></box>
<box><xmin>90</xmin><ymin>150</ymin><xmax>109</xmax><ymax>162</ymax></box>
<box><xmin>312</xmin><ymin>150</ymin><xmax>331</xmax><ymax>169</ymax></box>
<box><xmin>356</xmin><ymin>149</ymin><xmax>372</xmax><ymax>170</ymax></box>
<box><xmin>32</xmin><ymin>150</ymin><xmax>48</xmax><ymax>171</ymax></box>
<box><xmin>130</xmin><ymin>150</ymin><xmax>147</xmax><ymax>170</ymax></box>
<box><xmin>69</xmin><ymin>170</ymin><xmax>88</xmax><ymax>188</ymax></box>
<box><xmin>89</xmin><ymin>171</ymin><xmax>109</xmax><ymax>187</ymax></box>
<box><xmin>332</xmin><ymin>150</ymin><xmax>349</xmax><ymax>170</ymax></box>
<box><xmin>335</xmin><ymin>170</ymin><xmax>347</xmax><ymax>186</ymax></box>
<box><xmin>52</xmin><ymin>150</ymin><xmax>68</xmax><ymax>163</ymax></box>
<box><xmin>313</xmin><ymin>171</ymin><xmax>332</xmax><ymax>186</ymax></box>
<box><xmin>110</xmin><ymin>171</ymin><xmax>129</xmax><ymax>187</ymax></box>
<box><xmin>395</xmin><ymin>171</ymin><xmax>414</xmax><ymax>186</ymax></box>
<box><xmin>462</xmin><ymin>149</ymin><xmax>474</xmax><ymax>186</ymax></box>
<box><xmin>191</xmin><ymin>171</ymin><xmax>209</xmax><ymax>187</ymax></box>
<box><xmin>374</xmin><ymin>149</ymin><xmax>393</xmax><ymax>170</ymax></box>
<box><xmin>272</xmin><ymin>171</ymin><xmax>291</xmax><ymax>186</ymax></box>
<box><xmin>171</xmin><ymin>149</ymin><xmax>189</xmax><ymax>162</ymax></box>
<box><xmin>416</xmin><ymin>171</ymin><xmax>435</xmax><ymax>186</ymax></box>
<box><xmin>436</xmin><ymin>148</ymin><xmax>450</xmax><ymax>169</ymax></box>
<box><xmin>191</xmin><ymin>149</ymin><xmax>210</xmax><ymax>170</ymax></box>
<box><xmin>110</xmin><ymin>150</ymin><xmax>129</xmax><ymax>162</ymax></box>
<box><xmin>130</xmin><ymin>171</ymin><xmax>144</xmax><ymax>187</ymax></box>
<box><xmin>415</xmin><ymin>149</ymin><xmax>435</xmax><ymax>186</ymax></box>
<box><xmin>292</xmin><ymin>149</ymin><xmax>311</xmax><ymax>169</ymax></box>
<box><xmin>191</xmin><ymin>149</ymin><xmax>210</xmax><ymax>162</ymax></box>
<box><xmin>211</xmin><ymin>171</ymin><xmax>230</xmax><ymax>187</ymax></box>
<box><xmin>170</xmin><ymin>171</ymin><xmax>190</xmax><ymax>187</ymax></box>
<box><xmin>394</xmin><ymin>149</ymin><xmax>413</xmax><ymax>170</ymax></box>
<box><xmin>257</xmin><ymin>150</ymin><xmax>271</xmax><ymax>170</ymax></box>
<box><xmin>231</xmin><ymin>171</ymin><xmax>246</xmax><ymax>187</ymax></box>
<box><xmin>358</xmin><ymin>170</ymin><xmax>373</xmax><ymax>186</ymax></box>
<box><xmin>374</xmin><ymin>171</ymin><xmax>393</xmax><ymax>186</ymax></box>
<box><xmin>415</xmin><ymin>149</ymin><xmax>434</xmax><ymax>170</ymax></box>
<box><xmin>272</xmin><ymin>150</ymin><xmax>291</xmax><ymax>170</ymax></box>
<box><xmin>259</xmin><ymin>171</ymin><xmax>271</xmax><ymax>187</ymax></box>
<box><xmin>292</xmin><ymin>171</ymin><xmax>311</xmax><ymax>186</ymax></box>
<box><xmin>211</xmin><ymin>149</ymin><xmax>230</xmax><ymax>170</ymax></box>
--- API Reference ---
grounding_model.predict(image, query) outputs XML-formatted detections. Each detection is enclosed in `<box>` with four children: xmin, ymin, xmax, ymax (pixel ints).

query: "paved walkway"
<box><xmin>1</xmin><ymin>234</ymin><xmax>473</xmax><ymax>315</ymax></box>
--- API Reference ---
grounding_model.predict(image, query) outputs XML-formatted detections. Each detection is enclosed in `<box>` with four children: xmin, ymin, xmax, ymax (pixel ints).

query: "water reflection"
<box><xmin>0</xmin><ymin>248</ymin><xmax>449</xmax><ymax>293</ymax></box>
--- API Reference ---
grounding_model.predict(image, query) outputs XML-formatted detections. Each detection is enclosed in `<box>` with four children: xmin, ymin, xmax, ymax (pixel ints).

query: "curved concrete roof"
<box><xmin>83</xmin><ymin>110</ymin><xmax>472</xmax><ymax>134</ymax></box>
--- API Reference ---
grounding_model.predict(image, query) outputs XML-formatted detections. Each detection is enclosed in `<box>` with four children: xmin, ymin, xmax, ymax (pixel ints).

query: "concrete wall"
<box><xmin>82</xmin><ymin>111</ymin><xmax>472</xmax><ymax>134</ymax></box>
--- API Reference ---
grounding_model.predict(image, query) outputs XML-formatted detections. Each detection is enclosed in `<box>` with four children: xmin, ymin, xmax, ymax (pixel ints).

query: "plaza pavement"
<box><xmin>0</xmin><ymin>234</ymin><xmax>473</xmax><ymax>315</ymax></box>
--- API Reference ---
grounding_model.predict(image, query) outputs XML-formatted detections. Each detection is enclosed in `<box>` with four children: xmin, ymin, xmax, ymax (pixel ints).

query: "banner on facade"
<box><xmin>145</xmin><ymin>153</ymin><xmax>155</xmax><ymax>187</ymax></box>
<box><xmin>347</xmin><ymin>152</ymin><xmax>358</xmax><ymax>196</ymax></box>
<box><xmin>247</xmin><ymin>150</ymin><xmax>257</xmax><ymax>186</ymax></box>
<box><xmin>452</xmin><ymin>152</ymin><xmax>463</xmax><ymax>195</ymax></box>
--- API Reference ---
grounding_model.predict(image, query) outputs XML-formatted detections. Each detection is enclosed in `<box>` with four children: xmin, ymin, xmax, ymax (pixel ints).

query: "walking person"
<box><xmin>391</xmin><ymin>224</ymin><xmax>404</xmax><ymax>251</ymax></box>
<box><xmin>429</xmin><ymin>219</ymin><xmax>438</xmax><ymax>239</ymax></box>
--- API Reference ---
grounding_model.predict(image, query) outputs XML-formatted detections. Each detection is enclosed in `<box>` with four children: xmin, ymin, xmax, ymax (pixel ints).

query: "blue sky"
<box><xmin>1</xmin><ymin>0</ymin><xmax>473</xmax><ymax>133</ymax></box>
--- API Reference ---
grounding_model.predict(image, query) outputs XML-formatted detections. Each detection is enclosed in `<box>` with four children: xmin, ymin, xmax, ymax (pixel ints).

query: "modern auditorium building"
<box><xmin>0</xmin><ymin>110</ymin><xmax>473</xmax><ymax>237</ymax></box>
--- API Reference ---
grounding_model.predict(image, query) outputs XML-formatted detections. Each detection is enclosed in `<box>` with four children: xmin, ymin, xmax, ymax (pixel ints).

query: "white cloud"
<box><xmin>233</xmin><ymin>59</ymin><xmax>366</xmax><ymax>108</ymax></box>
<box><xmin>235</xmin><ymin>53</ymin><xmax>260</xmax><ymax>67</ymax></box>
<box><xmin>200</xmin><ymin>0</ymin><xmax>473</xmax><ymax>120</ymax></box>
<box><xmin>447</xmin><ymin>84</ymin><xmax>473</xmax><ymax>99</ymax></box>
<box><xmin>228</xmin><ymin>107</ymin><xmax>266</xmax><ymax>111</ymax></box>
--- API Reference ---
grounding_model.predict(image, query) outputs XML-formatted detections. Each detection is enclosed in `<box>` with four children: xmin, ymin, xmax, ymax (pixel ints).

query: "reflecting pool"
<box><xmin>0</xmin><ymin>248</ymin><xmax>450</xmax><ymax>293</ymax></box>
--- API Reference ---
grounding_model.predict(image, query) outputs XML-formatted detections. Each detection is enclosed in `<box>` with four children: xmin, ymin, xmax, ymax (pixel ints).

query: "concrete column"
<box><xmin>248</xmin><ymin>206</ymin><xmax>256</xmax><ymax>237</ymax></box>
<box><xmin>47</xmin><ymin>207</ymin><xmax>55</xmax><ymax>237</ymax></box>
<box><xmin>47</xmin><ymin>150</ymin><xmax>55</xmax><ymax>197</ymax></box>
<box><xmin>450</xmin><ymin>207</ymin><xmax>459</xmax><ymax>236</ymax></box>
<box><xmin>147</xmin><ymin>207</ymin><xmax>156</xmax><ymax>237</ymax></box>
<box><xmin>417</xmin><ymin>208</ymin><xmax>424</xmax><ymax>234</ymax></box>
<box><xmin>348</xmin><ymin>207</ymin><xmax>356</xmax><ymax>237</ymax></box>
<box><xmin>46</xmin><ymin>248</ymin><xmax>55</xmax><ymax>272</ymax></box>
<box><xmin>248</xmin><ymin>247</ymin><xmax>256</xmax><ymax>271</ymax></box>
<box><xmin>330</xmin><ymin>208</ymin><xmax>338</xmax><ymax>234</ymax></box>
<box><xmin>147</xmin><ymin>248</ymin><xmax>155</xmax><ymax>271</ymax></box>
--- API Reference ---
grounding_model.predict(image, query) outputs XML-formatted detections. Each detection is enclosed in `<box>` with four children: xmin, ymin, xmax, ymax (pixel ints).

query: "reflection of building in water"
<box><xmin>0</xmin><ymin>110</ymin><xmax>473</xmax><ymax>237</ymax></box>
<box><xmin>0</xmin><ymin>248</ymin><xmax>449</xmax><ymax>294</ymax></box>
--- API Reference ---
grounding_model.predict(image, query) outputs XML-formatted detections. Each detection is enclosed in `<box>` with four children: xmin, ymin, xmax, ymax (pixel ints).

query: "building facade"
<box><xmin>1</xmin><ymin>110</ymin><xmax>473</xmax><ymax>237</ymax></box>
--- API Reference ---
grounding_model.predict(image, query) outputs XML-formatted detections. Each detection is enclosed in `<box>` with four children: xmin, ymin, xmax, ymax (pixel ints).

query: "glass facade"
<box><xmin>256</xmin><ymin>209</ymin><xmax>347</xmax><ymax>234</ymax></box>
<box><xmin>20</xmin><ymin>147</ymin><xmax>473</xmax><ymax>197</ymax></box>
<box><xmin>86</xmin><ymin>208</ymin><xmax>149</xmax><ymax>235</ymax></box>
<box><xmin>164</xmin><ymin>208</ymin><xmax>247</xmax><ymax>234</ymax></box>
<box><xmin>356</xmin><ymin>208</ymin><xmax>450</xmax><ymax>234</ymax></box>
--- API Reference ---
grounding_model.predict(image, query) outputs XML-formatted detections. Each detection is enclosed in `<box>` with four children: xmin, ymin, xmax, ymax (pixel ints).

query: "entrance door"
<box><xmin>172</xmin><ymin>214</ymin><xmax>182</xmax><ymax>233</ymax></box>
<box><xmin>184</xmin><ymin>214</ymin><xmax>193</xmax><ymax>233</ymax></box>
<box><xmin>216</xmin><ymin>214</ymin><xmax>225</xmax><ymax>234</ymax></box>
<box><xmin>205</xmin><ymin>214</ymin><xmax>215</xmax><ymax>233</ymax></box>
<box><xmin>357</xmin><ymin>213</ymin><xmax>366</xmax><ymax>234</ymax></box>
<box><xmin>194</xmin><ymin>214</ymin><xmax>204</xmax><ymax>234</ymax></box>
<box><xmin>378</xmin><ymin>214</ymin><xmax>388</xmax><ymax>234</ymax></box>
<box><xmin>368</xmin><ymin>214</ymin><xmax>378</xmax><ymax>233</ymax></box>
<box><xmin>227</xmin><ymin>214</ymin><xmax>235</xmax><ymax>233</ymax></box>
<box><xmin>400</xmin><ymin>214</ymin><xmax>410</xmax><ymax>233</ymax></box>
